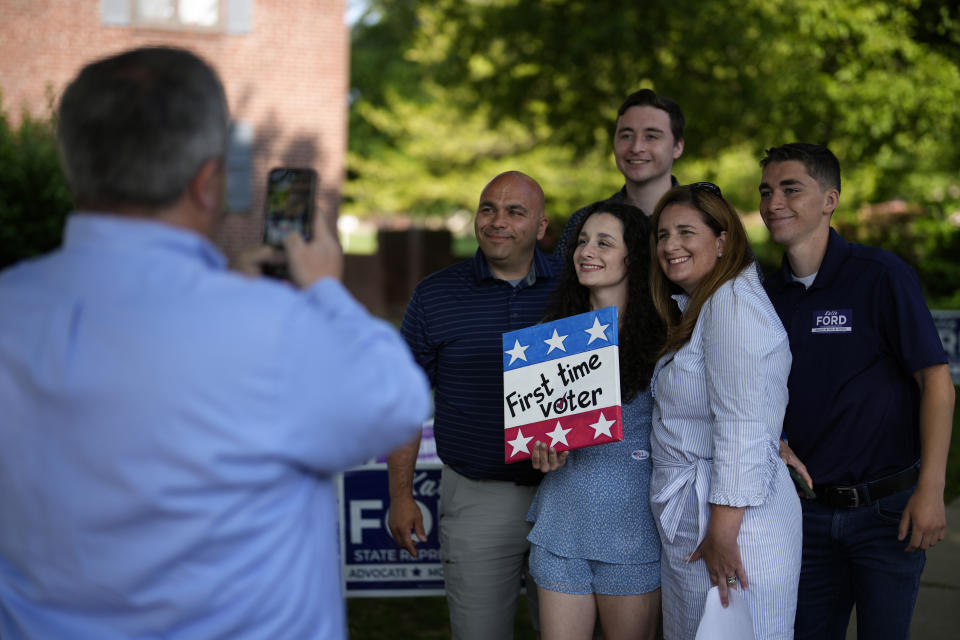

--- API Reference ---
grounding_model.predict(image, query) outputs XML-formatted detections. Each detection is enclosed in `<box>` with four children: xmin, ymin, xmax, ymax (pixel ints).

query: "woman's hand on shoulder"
<box><xmin>531</xmin><ymin>441</ymin><xmax>568</xmax><ymax>473</ymax></box>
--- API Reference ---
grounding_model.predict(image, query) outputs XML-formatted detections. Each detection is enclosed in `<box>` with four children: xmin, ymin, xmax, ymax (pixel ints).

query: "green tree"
<box><xmin>344</xmin><ymin>81</ymin><xmax>620</xmax><ymax>218</ymax></box>
<box><xmin>0</xmin><ymin>98</ymin><xmax>72</xmax><ymax>269</ymax></box>
<box><xmin>349</xmin><ymin>0</ymin><xmax>960</xmax><ymax>207</ymax></box>
<box><xmin>403</xmin><ymin>0</ymin><xmax>960</xmax><ymax>203</ymax></box>
<box><xmin>347</xmin><ymin>0</ymin><xmax>960</xmax><ymax>302</ymax></box>
<box><xmin>345</xmin><ymin>0</ymin><xmax>627</xmax><ymax>219</ymax></box>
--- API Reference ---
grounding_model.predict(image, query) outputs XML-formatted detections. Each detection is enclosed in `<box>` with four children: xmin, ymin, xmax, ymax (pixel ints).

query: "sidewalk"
<box><xmin>846</xmin><ymin>497</ymin><xmax>960</xmax><ymax>639</ymax></box>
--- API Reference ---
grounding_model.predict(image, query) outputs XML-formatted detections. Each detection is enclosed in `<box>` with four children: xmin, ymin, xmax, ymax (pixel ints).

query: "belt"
<box><xmin>815</xmin><ymin>463</ymin><xmax>919</xmax><ymax>508</ymax></box>
<box><xmin>445</xmin><ymin>465</ymin><xmax>542</xmax><ymax>486</ymax></box>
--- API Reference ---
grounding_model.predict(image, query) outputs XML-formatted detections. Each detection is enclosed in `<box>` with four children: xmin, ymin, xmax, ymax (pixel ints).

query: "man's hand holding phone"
<box><xmin>284</xmin><ymin>216</ymin><xmax>343</xmax><ymax>288</ymax></box>
<box><xmin>231</xmin><ymin>245</ymin><xmax>280</xmax><ymax>278</ymax></box>
<box><xmin>235</xmin><ymin>166</ymin><xmax>341</xmax><ymax>287</ymax></box>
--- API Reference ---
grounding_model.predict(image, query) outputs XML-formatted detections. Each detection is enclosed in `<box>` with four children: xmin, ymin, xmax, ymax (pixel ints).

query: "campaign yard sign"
<box><xmin>340</xmin><ymin>423</ymin><xmax>444</xmax><ymax>597</ymax></box>
<box><xmin>340</xmin><ymin>463</ymin><xmax>444</xmax><ymax>597</ymax></box>
<box><xmin>933</xmin><ymin>310</ymin><xmax>960</xmax><ymax>383</ymax></box>
<box><xmin>502</xmin><ymin>306</ymin><xmax>621</xmax><ymax>463</ymax></box>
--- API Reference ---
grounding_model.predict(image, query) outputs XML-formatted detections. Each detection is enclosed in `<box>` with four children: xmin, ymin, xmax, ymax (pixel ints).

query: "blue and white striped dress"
<box><xmin>650</xmin><ymin>265</ymin><xmax>801</xmax><ymax>639</ymax></box>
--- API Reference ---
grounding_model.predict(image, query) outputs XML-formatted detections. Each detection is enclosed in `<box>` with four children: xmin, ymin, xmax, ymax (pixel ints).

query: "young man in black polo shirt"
<box><xmin>555</xmin><ymin>89</ymin><xmax>685</xmax><ymax>257</ymax></box>
<box><xmin>387</xmin><ymin>171</ymin><xmax>563</xmax><ymax>639</ymax></box>
<box><xmin>759</xmin><ymin>143</ymin><xmax>954</xmax><ymax>639</ymax></box>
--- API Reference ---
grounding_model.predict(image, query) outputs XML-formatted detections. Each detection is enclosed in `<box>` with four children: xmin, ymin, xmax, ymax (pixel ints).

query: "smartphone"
<box><xmin>261</xmin><ymin>167</ymin><xmax>318</xmax><ymax>277</ymax></box>
<box><xmin>789</xmin><ymin>466</ymin><xmax>817</xmax><ymax>500</ymax></box>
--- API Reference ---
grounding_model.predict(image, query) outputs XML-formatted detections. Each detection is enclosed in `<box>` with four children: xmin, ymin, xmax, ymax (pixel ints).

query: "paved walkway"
<box><xmin>846</xmin><ymin>497</ymin><xmax>960</xmax><ymax>639</ymax></box>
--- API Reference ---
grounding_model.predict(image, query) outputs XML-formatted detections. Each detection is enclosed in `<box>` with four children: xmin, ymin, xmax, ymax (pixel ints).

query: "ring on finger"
<box><xmin>726</xmin><ymin>575</ymin><xmax>737</xmax><ymax>586</ymax></box>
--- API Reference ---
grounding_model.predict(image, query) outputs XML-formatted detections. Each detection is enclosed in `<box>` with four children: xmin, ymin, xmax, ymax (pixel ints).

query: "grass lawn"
<box><xmin>347</xmin><ymin>594</ymin><xmax>537</xmax><ymax>639</ymax></box>
<box><xmin>348</xmin><ymin>386</ymin><xmax>960</xmax><ymax>638</ymax></box>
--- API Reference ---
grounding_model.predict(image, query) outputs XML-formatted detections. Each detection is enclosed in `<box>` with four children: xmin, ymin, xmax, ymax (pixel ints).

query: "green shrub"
<box><xmin>0</xmin><ymin>97</ymin><xmax>72</xmax><ymax>269</ymax></box>
<box><xmin>833</xmin><ymin>203</ymin><xmax>960</xmax><ymax>309</ymax></box>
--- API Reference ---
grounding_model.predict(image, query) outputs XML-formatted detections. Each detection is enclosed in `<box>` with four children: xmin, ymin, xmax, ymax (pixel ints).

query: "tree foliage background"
<box><xmin>1</xmin><ymin>1</ymin><xmax>957</xmax><ymax>303</ymax></box>
<box><xmin>346</xmin><ymin>0</ymin><xmax>960</xmax><ymax>304</ymax></box>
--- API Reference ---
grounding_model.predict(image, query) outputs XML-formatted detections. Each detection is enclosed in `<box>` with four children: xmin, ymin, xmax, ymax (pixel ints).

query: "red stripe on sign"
<box><xmin>503</xmin><ymin>405</ymin><xmax>622</xmax><ymax>463</ymax></box>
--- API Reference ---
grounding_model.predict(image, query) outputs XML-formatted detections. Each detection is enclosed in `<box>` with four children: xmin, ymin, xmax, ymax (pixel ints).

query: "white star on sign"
<box><xmin>543</xmin><ymin>329</ymin><xmax>568</xmax><ymax>354</ymax></box>
<box><xmin>589</xmin><ymin>412</ymin><xmax>616</xmax><ymax>439</ymax></box>
<box><xmin>584</xmin><ymin>316</ymin><xmax>610</xmax><ymax>345</ymax></box>
<box><xmin>508</xmin><ymin>428</ymin><xmax>534</xmax><ymax>457</ymax></box>
<box><xmin>505</xmin><ymin>339</ymin><xmax>529</xmax><ymax>365</ymax></box>
<box><xmin>546</xmin><ymin>421</ymin><xmax>572</xmax><ymax>447</ymax></box>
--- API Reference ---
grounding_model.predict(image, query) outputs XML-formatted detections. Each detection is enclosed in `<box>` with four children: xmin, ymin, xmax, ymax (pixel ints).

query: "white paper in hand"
<box><xmin>694</xmin><ymin>585</ymin><xmax>755</xmax><ymax>640</ymax></box>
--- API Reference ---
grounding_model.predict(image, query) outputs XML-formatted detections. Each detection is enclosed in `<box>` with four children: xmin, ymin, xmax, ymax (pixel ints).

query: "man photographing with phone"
<box><xmin>0</xmin><ymin>46</ymin><xmax>431</xmax><ymax>639</ymax></box>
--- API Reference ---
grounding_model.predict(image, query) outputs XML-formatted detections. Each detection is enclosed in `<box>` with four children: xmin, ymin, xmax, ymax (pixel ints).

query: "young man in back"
<box><xmin>555</xmin><ymin>89</ymin><xmax>684</xmax><ymax>256</ymax></box>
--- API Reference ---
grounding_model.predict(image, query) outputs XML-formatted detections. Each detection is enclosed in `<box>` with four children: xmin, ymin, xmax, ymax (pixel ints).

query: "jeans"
<box><xmin>794</xmin><ymin>487</ymin><xmax>925</xmax><ymax>640</ymax></box>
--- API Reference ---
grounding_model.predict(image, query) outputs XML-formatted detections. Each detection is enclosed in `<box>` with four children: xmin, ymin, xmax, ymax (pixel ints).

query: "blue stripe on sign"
<box><xmin>503</xmin><ymin>306</ymin><xmax>619</xmax><ymax>370</ymax></box>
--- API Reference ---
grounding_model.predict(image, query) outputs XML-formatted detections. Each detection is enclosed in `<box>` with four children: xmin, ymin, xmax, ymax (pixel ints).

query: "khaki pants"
<box><xmin>439</xmin><ymin>465</ymin><xmax>540</xmax><ymax>640</ymax></box>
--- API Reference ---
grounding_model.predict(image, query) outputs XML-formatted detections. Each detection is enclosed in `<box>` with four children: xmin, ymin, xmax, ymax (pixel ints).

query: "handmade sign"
<box><xmin>502</xmin><ymin>306</ymin><xmax>621</xmax><ymax>462</ymax></box>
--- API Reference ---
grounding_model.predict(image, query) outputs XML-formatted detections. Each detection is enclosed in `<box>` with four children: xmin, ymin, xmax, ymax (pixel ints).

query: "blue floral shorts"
<box><xmin>529</xmin><ymin>543</ymin><xmax>660</xmax><ymax>596</ymax></box>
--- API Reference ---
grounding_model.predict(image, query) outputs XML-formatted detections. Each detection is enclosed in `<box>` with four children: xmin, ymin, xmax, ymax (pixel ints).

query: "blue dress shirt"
<box><xmin>0</xmin><ymin>213</ymin><xmax>431</xmax><ymax>639</ymax></box>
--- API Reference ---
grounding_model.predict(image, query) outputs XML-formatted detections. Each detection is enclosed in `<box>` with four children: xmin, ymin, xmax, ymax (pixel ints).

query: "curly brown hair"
<box><xmin>544</xmin><ymin>202</ymin><xmax>665</xmax><ymax>402</ymax></box>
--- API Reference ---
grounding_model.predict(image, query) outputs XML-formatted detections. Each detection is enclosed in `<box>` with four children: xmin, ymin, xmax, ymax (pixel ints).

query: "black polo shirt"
<box><xmin>401</xmin><ymin>248</ymin><xmax>562</xmax><ymax>483</ymax></box>
<box><xmin>764</xmin><ymin>228</ymin><xmax>947</xmax><ymax>486</ymax></box>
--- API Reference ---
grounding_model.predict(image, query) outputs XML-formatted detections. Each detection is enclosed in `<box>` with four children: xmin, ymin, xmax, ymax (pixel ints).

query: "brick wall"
<box><xmin>0</xmin><ymin>0</ymin><xmax>348</xmax><ymax>261</ymax></box>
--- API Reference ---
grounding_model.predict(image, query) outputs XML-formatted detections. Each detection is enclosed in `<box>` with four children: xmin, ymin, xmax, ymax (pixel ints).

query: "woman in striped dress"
<box><xmin>648</xmin><ymin>183</ymin><xmax>801</xmax><ymax>639</ymax></box>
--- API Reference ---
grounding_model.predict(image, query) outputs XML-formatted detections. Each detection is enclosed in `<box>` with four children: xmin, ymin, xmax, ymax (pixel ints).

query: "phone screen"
<box><xmin>262</xmin><ymin>168</ymin><xmax>318</xmax><ymax>248</ymax></box>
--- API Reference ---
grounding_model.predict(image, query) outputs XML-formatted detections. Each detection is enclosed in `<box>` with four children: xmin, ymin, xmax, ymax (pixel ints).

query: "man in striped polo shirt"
<box><xmin>388</xmin><ymin>171</ymin><xmax>563</xmax><ymax>639</ymax></box>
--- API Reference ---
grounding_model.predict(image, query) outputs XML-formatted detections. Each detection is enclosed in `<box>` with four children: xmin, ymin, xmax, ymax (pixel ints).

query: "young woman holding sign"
<box><xmin>648</xmin><ymin>183</ymin><xmax>801</xmax><ymax>639</ymax></box>
<box><xmin>526</xmin><ymin>202</ymin><xmax>665</xmax><ymax>640</ymax></box>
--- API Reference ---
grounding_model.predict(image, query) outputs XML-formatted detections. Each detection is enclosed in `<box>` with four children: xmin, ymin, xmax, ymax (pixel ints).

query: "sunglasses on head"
<box><xmin>689</xmin><ymin>181</ymin><xmax>722</xmax><ymax>197</ymax></box>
